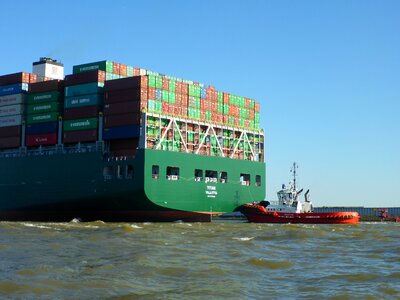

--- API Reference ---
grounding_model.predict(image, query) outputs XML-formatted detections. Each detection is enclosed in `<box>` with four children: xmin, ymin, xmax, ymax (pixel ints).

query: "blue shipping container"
<box><xmin>26</xmin><ymin>122</ymin><xmax>58</xmax><ymax>135</ymax></box>
<box><xmin>200</xmin><ymin>88</ymin><xmax>207</xmax><ymax>98</ymax></box>
<box><xmin>103</xmin><ymin>125</ymin><xmax>140</xmax><ymax>140</ymax></box>
<box><xmin>0</xmin><ymin>83</ymin><xmax>29</xmax><ymax>97</ymax></box>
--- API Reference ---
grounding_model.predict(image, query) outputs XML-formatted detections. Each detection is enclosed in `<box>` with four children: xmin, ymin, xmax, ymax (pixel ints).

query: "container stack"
<box><xmin>147</xmin><ymin>75</ymin><xmax>188</xmax><ymax>118</ymax></box>
<box><xmin>26</xmin><ymin>80</ymin><xmax>64</xmax><ymax>147</ymax></box>
<box><xmin>103</xmin><ymin>76</ymin><xmax>147</xmax><ymax>157</ymax></box>
<box><xmin>63</xmin><ymin>71</ymin><xmax>105</xmax><ymax>144</ymax></box>
<box><xmin>0</xmin><ymin>72</ymin><xmax>37</xmax><ymax>149</ymax></box>
<box><xmin>72</xmin><ymin>60</ymin><xmax>147</xmax><ymax>81</ymax></box>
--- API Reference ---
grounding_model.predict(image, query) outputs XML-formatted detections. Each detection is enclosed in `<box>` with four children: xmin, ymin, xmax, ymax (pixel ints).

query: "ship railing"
<box><xmin>0</xmin><ymin>142</ymin><xmax>104</xmax><ymax>158</ymax></box>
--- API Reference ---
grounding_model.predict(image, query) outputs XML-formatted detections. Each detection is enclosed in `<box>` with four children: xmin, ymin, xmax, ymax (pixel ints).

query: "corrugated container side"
<box><xmin>29</xmin><ymin>80</ymin><xmax>64</xmax><ymax>93</ymax></box>
<box><xmin>72</xmin><ymin>60</ymin><xmax>112</xmax><ymax>74</ymax></box>
<box><xmin>26</xmin><ymin>122</ymin><xmax>58</xmax><ymax>135</ymax></box>
<box><xmin>64</xmin><ymin>82</ymin><xmax>104</xmax><ymax>97</ymax></box>
<box><xmin>0</xmin><ymin>115</ymin><xmax>23</xmax><ymax>127</ymax></box>
<box><xmin>0</xmin><ymin>125</ymin><xmax>21</xmax><ymax>138</ymax></box>
<box><xmin>27</xmin><ymin>102</ymin><xmax>60</xmax><ymax>114</ymax></box>
<box><xmin>63</xmin><ymin>129</ymin><xmax>98</xmax><ymax>143</ymax></box>
<box><xmin>64</xmin><ymin>94</ymin><xmax>102</xmax><ymax>108</ymax></box>
<box><xmin>104</xmin><ymin>89</ymin><xmax>141</xmax><ymax>104</ymax></box>
<box><xmin>26</xmin><ymin>133</ymin><xmax>57</xmax><ymax>147</ymax></box>
<box><xmin>0</xmin><ymin>104</ymin><xmax>25</xmax><ymax>117</ymax></box>
<box><xmin>104</xmin><ymin>113</ymin><xmax>141</xmax><ymax>128</ymax></box>
<box><xmin>103</xmin><ymin>101</ymin><xmax>141</xmax><ymax>115</ymax></box>
<box><xmin>63</xmin><ymin>106</ymin><xmax>100</xmax><ymax>120</ymax></box>
<box><xmin>103</xmin><ymin>125</ymin><xmax>140</xmax><ymax>140</ymax></box>
<box><xmin>0</xmin><ymin>83</ymin><xmax>29</xmax><ymax>97</ymax></box>
<box><xmin>0</xmin><ymin>136</ymin><xmax>20</xmax><ymax>149</ymax></box>
<box><xmin>0</xmin><ymin>94</ymin><xmax>26</xmax><ymax>107</ymax></box>
<box><xmin>104</xmin><ymin>76</ymin><xmax>141</xmax><ymax>91</ymax></box>
<box><xmin>0</xmin><ymin>72</ymin><xmax>31</xmax><ymax>85</ymax></box>
<box><xmin>64</xmin><ymin>70</ymin><xmax>106</xmax><ymax>86</ymax></box>
<box><xmin>63</xmin><ymin>118</ymin><xmax>98</xmax><ymax>131</ymax></box>
<box><xmin>26</xmin><ymin>112</ymin><xmax>59</xmax><ymax>125</ymax></box>
<box><xmin>27</xmin><ymin>91</ymin><xmax>61</xmax><ymax>105</ymax></box>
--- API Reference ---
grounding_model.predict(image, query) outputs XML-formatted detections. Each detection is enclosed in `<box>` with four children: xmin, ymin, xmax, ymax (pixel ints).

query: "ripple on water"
<box><xmin>247</xmin><ymin>258</ymin><xmax>293</xmax><ymax>269</ymax></box>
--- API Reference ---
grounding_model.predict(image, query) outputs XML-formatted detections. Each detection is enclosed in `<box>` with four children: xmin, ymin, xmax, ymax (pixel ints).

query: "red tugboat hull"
<box><xmin>241</xmin><ymin>204</ymin><xmax>360</xmax><ymax>224</ymax></box>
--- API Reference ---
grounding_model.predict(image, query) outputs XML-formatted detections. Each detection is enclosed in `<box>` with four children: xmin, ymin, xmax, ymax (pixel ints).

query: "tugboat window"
<box><xmin>256</xmin><ymin>175</ymin><xmax>261</xmax><ymax>187</ymax></box>
<box><xmin>220</xmin><ymin>171</ymin><xmax>228</xmax><ymax>183</ymax></box>
<box><xmin>205</xmin><ymin>170</ymin><xmax>217</xmax><ymax>183</ymax></box>
<box><xmin>152</xmin><ymin>165</ymin><xmax>159</xmax><ymax>180</ymax></box>
<box><xmin>166</xmin><ymin>166</ymin><xmax>179</xmax><ymax>180</ymax></box>
<box><xmin>240</xmin><ymin>173</ymin><xmax>250</xmax><ymax>186</ymax></box>
<box><xmin>194</xmin><ymin>169</ymin><xmax>203</xmax><ymax>182</ymax></box>
<box><xmin>126</xmin><ymin>165</ymin><xmax>134</xmax><ymax>179</ymax></box>
<box><xmin>117</xmin><ymin>165</ymin><xmax>123</xmax><ymax>179</ymax></box>
<box><xmin>103</xmin><ymin>166</ymin><xmax>113</xmax><ymax>180</ymax></box>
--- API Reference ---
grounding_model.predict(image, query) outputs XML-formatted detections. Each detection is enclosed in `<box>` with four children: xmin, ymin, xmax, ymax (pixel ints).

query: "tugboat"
<box><xmin>238</xmin><ymin>162</ymin><xmax>360</xmax><ymax>224</ymax></box>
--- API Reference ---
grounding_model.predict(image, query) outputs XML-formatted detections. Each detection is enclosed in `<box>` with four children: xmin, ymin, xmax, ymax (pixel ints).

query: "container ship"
<box><xmin>0</xmin><ymin>58</ymin><xmax>265</xmax><ymax>222</ymax></box>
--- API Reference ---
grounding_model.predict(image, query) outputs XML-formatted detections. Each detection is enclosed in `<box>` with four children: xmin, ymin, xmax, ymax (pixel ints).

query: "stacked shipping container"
<box><xmin>63</xmin><ymin>71</ymin><xmax>105</xmax><ymax>143</ymax></box>
<box><xmin>103</xmin><ymin>77</ymin><xmax>147</xmax><ymax>156</ymax></box>
<box><xmin>0</xmin><ymin>73</ymin><xmax>37</xmax><ymax>149</ymax></box>
<box><xmin>26</xmin><ymin>80</ymin><xmax>64</xmax><ymax>147</ymax></box>
<box><xmin>0</xmin><ymin>59</ymin><xmax>262</xmax><ymax>161</ymax></box>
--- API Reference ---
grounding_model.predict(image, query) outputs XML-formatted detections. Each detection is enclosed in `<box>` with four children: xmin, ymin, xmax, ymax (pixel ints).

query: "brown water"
<box><xmin>0</xmin><ymin>221</ymin><xmax>399</xmax><ymax>299</ymax></box>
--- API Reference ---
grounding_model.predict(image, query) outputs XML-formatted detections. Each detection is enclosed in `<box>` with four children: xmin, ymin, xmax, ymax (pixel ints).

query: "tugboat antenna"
<box><xmin>291</xmin><ymin>162</ymin><xmax>298</xmax><ymax>191</ymax></box>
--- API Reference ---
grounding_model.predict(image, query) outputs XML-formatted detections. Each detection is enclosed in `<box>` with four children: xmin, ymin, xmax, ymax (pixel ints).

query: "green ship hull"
<box><xmin>0</xmin><ymin>147</ymin><xmax>265</xmax><ymax>222</ymax></box>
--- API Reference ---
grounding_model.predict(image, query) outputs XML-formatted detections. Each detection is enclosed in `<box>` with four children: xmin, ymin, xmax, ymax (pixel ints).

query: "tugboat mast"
<box><xmin>291</xmin><ymin>162</ymin><xmax>298</xmax><ymax>191</ymax></box>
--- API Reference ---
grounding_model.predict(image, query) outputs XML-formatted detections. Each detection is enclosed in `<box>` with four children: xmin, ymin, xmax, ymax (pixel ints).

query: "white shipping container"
<box><xmin>0</xmin><ymin>104</ymin><xmax>25</xmax><ymax>117</ymax></box>
<box><xmin>0</xmin><ymin>94</ymin><xmax>26</xmax><ymax>107</ymax></box>
<box><xmin>0</xmin><ymin>115</ymin><xmax>23</xmax><ymax>127</ymax></box>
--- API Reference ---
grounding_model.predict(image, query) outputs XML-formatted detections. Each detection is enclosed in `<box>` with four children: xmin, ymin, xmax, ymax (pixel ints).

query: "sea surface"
<box><xmin>0</xmin><ymin>221</ymin><xmax>399</xmax><ymax>299</ymax></box>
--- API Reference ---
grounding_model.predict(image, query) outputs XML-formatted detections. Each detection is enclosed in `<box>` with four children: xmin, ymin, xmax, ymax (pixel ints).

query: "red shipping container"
<box><xmin>148</xmin><ymin>87</ymin><xmax>156</xmax><ymax>99</ymax></box>
<box><xmin>255</xmin><ymin>102</ymin><xmax>260</xmax><ymax>112</ymax></box>
<box><xmin>162</xmin><ymin>78</ymin><xmax>169</xmax><ymax>91</ymax></box>
<box><xmin>181</xmin><ymin>83</ymin><xmax>188</xmax><ymax>95</ymax></box>
<box><xmin>0</xmin><ymin>72</ymin><xmax>31</xmax><ymax>85</ymax></box>
<box><xmin>162</xmin><ymin>102</ymin><xmax>169</xmax><ymax>113</ymax></box>
<box><xmin>105</xmin><ymin>88</ymin><xmax>141</xmax><ymax>104</ymax></box>
<box><xmin>64</xmin><ymin>106</ymin><xmax>100</xmax><ymax>120</ymax></box>
<box><xmin>0</xmin><ymin>125</ymin><xmax>22</xmax><ymax>138</ymax></box>
<box><xmin>26</xmin><ymin>133</ymin><xmax>57</xmax><ymax>147</ymax></box>
<box><xmin>0</xmin><ymin>136</ymin><xmax>20</xmax><ymax>149</ymax></box>
<box><xmin>140</xmin><ymin>87</ymin><xmax>148</xmax><ymax>101</ymax></box>
<box><xmin>182</xmin><ymin>107</ymin><xmax>188</xmax><ymax>117</ymax></box>
<box><xmin>200</xmin><ymin>111</ymin><xmax>206</xmax><ymax>121</ymax></box>
<box><xmin>112</xmin><ymin>62</ymin><xmax>120</xmax><ymax>74</ymax></box>
<box><xmin>29</xmin><ymin>74</ymin><xmax>38</xmax><ymax>84</ymax></box>
<box><xmin>119</xmin><ymin>64</ymin><xmax>127</xmax><ymax>76</ymax></box>
<box><xmin>250</xmin><ymin>110</ymin><xmax>254</xmax><ymax>119</ymax></box>
<box><xmin>65</xmin><ymin>71</ymin><xmax>105</xmax><ymax>86</ymax></box>
<box><xmin>63</xmin><ymin>129</ymin><xmax>97</xmax><ymax>144</ymax></box>
<box><xmin>104</xmin><ymin>76</ymin><xmax>142</xmax><ymax>91</ymax></box>
<box><xmin>104</xmin><ymin>113</ymin><xmax>141</xmax><ymax>127</ymax></box>
<box><xmin>168</xmin><ymin>105</ymin><xmax>174</xmax><ymax>114</ymax></box>
<box><xmin>133</xmin><ymin>68</ymin><xmax>141</xmax><ymax>76</ymax></box>
<box><xmin>30</xmin><ymin>80</ymin><xmax>64</xmax><ymax>93</ymax></box>
<box><xmin>104</xmin><ymin>101</ymin><xmax>141</xmax><ymax>115</ymax></box>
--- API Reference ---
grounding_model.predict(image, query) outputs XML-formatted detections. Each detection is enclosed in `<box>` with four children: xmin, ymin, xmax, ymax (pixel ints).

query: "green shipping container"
<box><xmin>148</xmin><ymin>75</ymin><xmax>156</xmax><ymax>87</ymax></box>
<box><xmin>65</xmin><ymin>83</ymin><xmax>104</xmax><ymax>97</ymax></box>
<box><xmin>27</xmin><ymin>91</ymin><xmax>61</xmax><ymax>105</ymax></box>
<box><xmin>27</xmin><ymin>102</ymin><xmax>60</xmax><ymax>114</ymax></box>
<box><xmin>64</xmin><ymin>118</ymin><xmax>98</xmax><ymax>131</ymax></box>
<box><xmin>155</xmin><ymin>76</ymin><xmax>162</xmax><ymax>89</ymax></box>
<box><xmin>64</xmin><ymin>93</ymin><xmax>102</xmax><ymax>109</ymax></box>
<box><xmin>169</xmin><ymin>80</ymin><xmax>176</xmax><ymax>92</ymax></box>
<box><xmin>168</xmin><ymin>92</ymin><xmax>176</xmax><ymax>104</ymax></box>
<box><xmin>73</xmin><ymin>60</ymin><xmax>113</xmax><ymax>74</ymax></box>
<box><xmin>26</xmin><ymin>112</ymin><xmax>59</xmax><ymax>124</ymax></box>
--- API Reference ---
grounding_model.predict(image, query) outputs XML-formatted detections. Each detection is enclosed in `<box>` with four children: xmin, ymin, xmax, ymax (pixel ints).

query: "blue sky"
<box><xmin>1</xmin><ymin>1</ymin><xmax>399</xmax><ymax>207</ymax></box>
